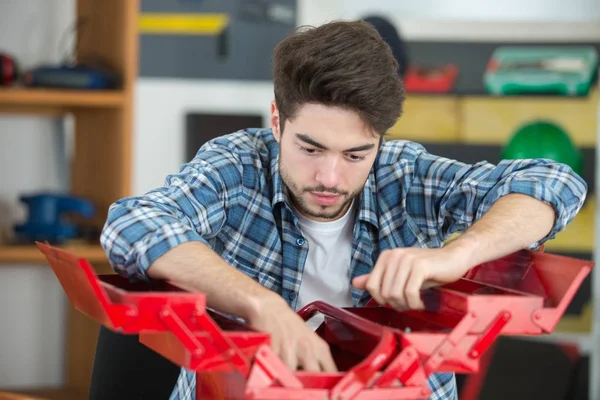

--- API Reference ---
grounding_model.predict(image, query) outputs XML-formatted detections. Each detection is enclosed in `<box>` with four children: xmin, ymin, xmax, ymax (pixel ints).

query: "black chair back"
<box><xmin>89</xmin><ymin>326</ymin><xmax>181</xmax><ymax>400</ymax></box>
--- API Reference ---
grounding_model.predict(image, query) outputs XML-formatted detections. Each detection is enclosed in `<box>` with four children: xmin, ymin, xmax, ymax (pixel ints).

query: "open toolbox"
<box><xmin>36</xmin><ymin>242</ymin><xmax>592</xmax><ymax>400</ymax></box>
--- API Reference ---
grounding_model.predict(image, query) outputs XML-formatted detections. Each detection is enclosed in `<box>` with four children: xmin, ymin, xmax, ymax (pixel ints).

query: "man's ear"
<box><xmin>270</xmin><ymin>100</ymin><xmax>281</xmax><ymax>142</ymax></box>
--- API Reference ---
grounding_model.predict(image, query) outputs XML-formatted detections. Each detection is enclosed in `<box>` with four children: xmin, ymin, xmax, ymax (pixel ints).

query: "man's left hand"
<box><xmin>352</xmin><ymin>246</ymin><xmax>471</xmax><ymax>310</ymax></box>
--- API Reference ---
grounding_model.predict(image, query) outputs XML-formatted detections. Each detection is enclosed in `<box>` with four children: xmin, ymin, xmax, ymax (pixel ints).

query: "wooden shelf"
<box><xmin>0</xmin><ymin>87</ymin><xmax>124</xmax><ymax>109</ymax></box>
<box><xmin>1</xmin><ymin>387</ymin><xmax>86</xmax><ymax>400</ymax></box>
<box><xmin>389</xmin><ymin>88</ymin><xmax>599</xmax><ymax>147</ymax></box>
<box><xmin>0</xmin><ymin>243</ymin><xmax>107</xmax><ymax>264</ymax></box>
<box><xmin>0</xmin><ymin>0</ymin><xmax>139</xmax><ymax>394</ymax></box>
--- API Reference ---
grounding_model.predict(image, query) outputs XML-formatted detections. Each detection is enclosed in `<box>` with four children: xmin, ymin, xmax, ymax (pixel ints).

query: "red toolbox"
<box><xmin>36</xmin><ymin>242</ymin><xmax>592</xmax><ymax>400</ymax></box>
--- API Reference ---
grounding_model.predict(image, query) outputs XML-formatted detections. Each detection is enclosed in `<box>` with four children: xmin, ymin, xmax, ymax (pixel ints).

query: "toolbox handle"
<box><xmin>329</xmin><ymin>329</ymin><xmax>397</xmax><ymax>400</ymax></box>
<box><xmin>297</xmin><ymin>301</ymin><xmax>386</xmax><ymax>338</ymax></box>
<box><xmin>297</xmin><ymin>302</ymin><xmax>404</xmax><ymax>399</ymax></box>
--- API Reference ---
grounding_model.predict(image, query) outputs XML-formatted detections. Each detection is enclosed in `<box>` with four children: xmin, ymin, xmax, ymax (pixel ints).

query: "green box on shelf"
<box><xmin>484</xmin><ymin>46</ymin><xmax>598</xmax><ymax>96</ymax></box>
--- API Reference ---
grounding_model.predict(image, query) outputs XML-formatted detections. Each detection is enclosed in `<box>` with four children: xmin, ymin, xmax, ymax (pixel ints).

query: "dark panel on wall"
<box><xmin>185</xmin><ymin>113</ymin><xmax>264</xmax><ymax>162</ymax></box>
<box><xmin>139</xmin><ymin>0</ymin><xmax>297</xmax><ymax>80</ymax></box>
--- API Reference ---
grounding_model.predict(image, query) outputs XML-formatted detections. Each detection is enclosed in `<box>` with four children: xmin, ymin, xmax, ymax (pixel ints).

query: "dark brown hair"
<box><xmin>273</xmin><ymin>20</ymin><xmax>405</xmax><ymax>136</ymax></box>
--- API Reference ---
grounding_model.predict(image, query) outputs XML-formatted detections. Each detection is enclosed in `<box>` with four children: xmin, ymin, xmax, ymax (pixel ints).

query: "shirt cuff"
<box><xmin>127</xmin><ymin>224</ymin><xmax>209</xmax><ymax>281</ymax></box>
<box><xmin>476</xmin><ymin>175</ymin><xmax>585</xmax><ymax>250</ymax></box>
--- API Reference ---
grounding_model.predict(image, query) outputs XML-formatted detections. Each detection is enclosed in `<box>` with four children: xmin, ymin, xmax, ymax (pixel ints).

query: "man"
<box><xmin>100</xmin><ymin>20</ymin><xmax>587</xmax><ymax>400</ymax></box>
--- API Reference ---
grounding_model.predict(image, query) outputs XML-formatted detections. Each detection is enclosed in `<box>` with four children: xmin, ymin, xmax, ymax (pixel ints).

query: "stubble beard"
<box><xmin>279</xmin><ymin>161</ymin><xmax>361</xmax><ymax>221</ymax></box>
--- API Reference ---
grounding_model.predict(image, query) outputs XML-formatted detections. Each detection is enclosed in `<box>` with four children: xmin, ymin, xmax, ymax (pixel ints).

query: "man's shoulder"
<box><xmin>183</xmin><ymin>128</ymin><xmax>275</xmax><ymax>192</ymax></box>
<box><xmin>189</xmin><ymin>128</ymin><xmax>277</xmax><ymax>168</ymax></box>
<box><xmin>375</xmin><ymin>138</ymin><xmax>427</xmax><ymax>166</ymax></box>
<box><xmin>200</xmin><ymin>128</ymin><xmax>276</xmax><ymax>156</ymax></box>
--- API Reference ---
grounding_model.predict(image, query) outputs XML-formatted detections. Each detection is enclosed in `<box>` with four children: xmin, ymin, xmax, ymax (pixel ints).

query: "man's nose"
<box><xmin>315</xmin><ymin>157</ymin><xmax>341</xmax><ymax>188</ymax></box>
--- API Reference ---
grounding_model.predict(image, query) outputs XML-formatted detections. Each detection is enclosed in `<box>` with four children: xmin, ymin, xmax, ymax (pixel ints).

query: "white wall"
<box><xmin>333</xmin><ymin>0</ymin><xmax>600</xmax><ymax>41</ymax></box>
<box><xmin>134</xmin><ymin>80</ymin><xmax>274</xmax><ymax>194</ymax></box>
<box><xmin>0</xmin><ymin>0</ymin><xmax>74</xmax><ymax>389</ymax></box>
<box><xmin>341</xmin><ymin>0</ymin><xmax>600</xmax><ymax>22</ymax></box>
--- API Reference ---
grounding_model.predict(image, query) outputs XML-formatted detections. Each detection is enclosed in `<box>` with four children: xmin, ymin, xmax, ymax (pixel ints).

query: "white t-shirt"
<box><xmin>294</xmin><ymin>202</ymin><xmax>356</xmax><ymax>330</ymax></box>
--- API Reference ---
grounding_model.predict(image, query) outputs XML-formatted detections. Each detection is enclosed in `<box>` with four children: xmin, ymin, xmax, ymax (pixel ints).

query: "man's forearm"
<box><xmin>146</xmin><ymin>241</ymin><xmax>281</xmax><ymax>322</ymax></box>
<box><xmin>446</xmin><ymin>193</ymin><xmax>556</xmax><ymax>268</ymax></box>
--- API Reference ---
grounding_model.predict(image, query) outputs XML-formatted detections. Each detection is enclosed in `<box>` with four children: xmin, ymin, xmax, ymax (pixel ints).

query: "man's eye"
<box><xmin>346</xmin><ymin>154</ymin><xmax>365</xmax><ymax>162</ymax></box>
<box><xmin>300</xmin><ymin>146</ymin><xmax>318</xmax><ymax>155</ymax></box>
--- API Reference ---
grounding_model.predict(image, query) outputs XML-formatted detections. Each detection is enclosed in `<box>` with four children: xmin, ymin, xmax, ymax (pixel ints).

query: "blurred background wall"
<box><xmin>0</xmin><ymin>1</ymin><xmax>598</xmax><ymax>399</ymax></box>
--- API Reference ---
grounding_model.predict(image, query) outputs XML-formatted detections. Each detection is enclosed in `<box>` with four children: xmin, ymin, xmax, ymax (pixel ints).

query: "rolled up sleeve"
<box><xmin>100</xmin><ymin>144</ymin><xmax>243</xmax><ymax>281</ymax></box>
<box><xmin>407</xmin><ymin>145</ymin><xmax>588</xmax><ymax>248</ymax></box>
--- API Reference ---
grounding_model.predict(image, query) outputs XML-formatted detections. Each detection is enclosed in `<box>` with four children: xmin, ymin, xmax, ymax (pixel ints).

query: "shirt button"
<box><xmin>288</xmin><ymin>292</ymin><xmax>296</xmax><ymax>301</ymax></box>
<box><xmin>296</xmin><ymin>237</ymin><xmax>305</xmax><ymax>246</ymax></box>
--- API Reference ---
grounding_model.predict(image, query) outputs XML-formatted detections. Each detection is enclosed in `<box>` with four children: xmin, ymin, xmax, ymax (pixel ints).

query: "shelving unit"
<box><xmin>0</xmin><ymin>243</ymin><xmax>106</xmax><ymax>264</ymax></box>
<box><xmin>0</xmin><ymin>88</ymin><xmax>125</xmax><ymax>107</ymax></box>
<box><xmin>0</xmin><ymin>0</ymin><xmax>138</xmax><ymax>398</ymax></box>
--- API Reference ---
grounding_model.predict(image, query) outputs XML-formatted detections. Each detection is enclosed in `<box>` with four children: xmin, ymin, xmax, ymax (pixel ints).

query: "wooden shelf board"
<box><xmin>0</xmin><ymin>87</ymin><xmax>124</xmax><ymax>108</ymax></box>
<box><xmin>1</xmin><ymin>387</ymin><xmax>86</xmax><ymax>400</ymax></box>
<box><xmin>0</xmin><ymin>243</ymin><xmax>107</xmax><ymax>264</ymax></box>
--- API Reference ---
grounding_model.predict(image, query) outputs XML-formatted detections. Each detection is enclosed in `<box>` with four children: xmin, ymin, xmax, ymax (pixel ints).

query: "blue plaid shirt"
<box><xmin>101</xmin><ymin>128</ymin><xmax>586</xmax><ymax>400</ymax></box>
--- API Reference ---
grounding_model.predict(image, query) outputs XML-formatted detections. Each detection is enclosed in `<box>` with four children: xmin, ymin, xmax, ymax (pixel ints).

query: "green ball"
<box><xmin>502</xmin><ymin>121</ymin><xmax>584</xmax><ymax>176</ymax></box>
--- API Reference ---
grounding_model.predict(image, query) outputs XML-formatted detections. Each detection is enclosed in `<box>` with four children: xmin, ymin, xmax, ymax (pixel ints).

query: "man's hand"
<box><xmin>352</xmin><ymin>194</ymin><xmax>561</xmax><ymax>311</ymax></box>
<box><xmin>147</xmin><ymin>242</ymin><xmax>337</xmax><ymax>372</ymax></box>
<box><xmin>248</xmin><ymin>293</ymin><xmax>338</xmax><ymax>373</ymax></box>
<box><xmin>352</xmin><ymin>246</ymin><xmax>471</xmax><ymax>310</ymax></box>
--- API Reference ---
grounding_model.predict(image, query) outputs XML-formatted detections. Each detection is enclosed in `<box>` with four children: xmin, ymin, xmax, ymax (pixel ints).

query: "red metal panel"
<box><xmin>34</xmin><ymin>242</ymin><xmax>592</xmax><ymax>400</ymax></box>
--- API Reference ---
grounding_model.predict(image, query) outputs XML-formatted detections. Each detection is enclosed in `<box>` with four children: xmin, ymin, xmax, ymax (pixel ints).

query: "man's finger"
<box><xmin>380</xmin><ymin>261</ymin><xmax>398</xmax><ymax>299</ymax></box>
<box><xmin>386</xmin><ymin>261</ymin><xmax>410</xmax><ymax>310</ymax></box>
<box><xmin>319</xmin><ymin>349</ymin><xmax>338</xmax><ymax>372</ymax></box>
<box><xmin>298</xmin><ymin>351</ymin><xmax>320</xmax><ymax>372</ymax></box>
<box><xmin>351</xmin><ymin>274</ymin><xmax>369</xmax><ymax>290</ymax></box>
<box><xmin>281</xmin><ymin>345</ymin><xmax>298</xmax><ymax>371</ymax></box>
<box><xmin>405</xmin><ymin>268</ymin><xmax>425</xmax><ymax>310</ymax></box>
<box><xmin>365</xmin><ymin>251</ymin><xmax>392</xmax><ymax>304</ymax></box>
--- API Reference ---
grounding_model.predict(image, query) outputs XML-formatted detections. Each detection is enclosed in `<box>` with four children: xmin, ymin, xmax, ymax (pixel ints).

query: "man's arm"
<box><xmin>353</xmin><ymin>192</ymin><xmax>558</xmax><ymax>310</ymax></box>
<box><xmin>408</xmin><ymin>146</ymin><xmax>587</xmax><ymax>249</ymax></box>
<box><xmin>146</xmin><ymin>241</ymin><xmax>278</xmax><ymax>322</ymax></box>
<box><xmin>101</xmin><ymin>143</ymin><xmax>279</xmax><ymax>321</ymax></box>
<box><xmin>101</xmin><ymin>139</ymin><xmax>337</xmax><ymax>372</ymax></box>
<box><xmin>100</xmin><ymin>142</ymin><xmax>244</xmax><ymax>282</ymax></box>
<box><xmin>443</xmin><ymin>192</ymin><xmax>555</xmax><ymax>268</ymax></box>
<box><xmin>353</xmin><ymin>143</ymin><xmax>587</xmax><ymax>310</ymax></box>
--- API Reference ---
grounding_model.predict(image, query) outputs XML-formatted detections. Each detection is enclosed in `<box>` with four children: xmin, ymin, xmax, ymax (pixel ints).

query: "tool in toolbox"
<box><xmin>35</xmin><ymin>242</ymin><xmax>592</xmax><ymax>400</ymax></box>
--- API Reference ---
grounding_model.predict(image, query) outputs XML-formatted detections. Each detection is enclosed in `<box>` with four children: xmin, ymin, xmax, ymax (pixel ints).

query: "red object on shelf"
<box><xmin>36</xmin><ymin>242</ymin><xmax>592</xmax><ymax>400</ymax></box>
<box><xmin>403</xmin><ymin>64</ymin><xmax>459</xmax><ymax>93</ymax></box>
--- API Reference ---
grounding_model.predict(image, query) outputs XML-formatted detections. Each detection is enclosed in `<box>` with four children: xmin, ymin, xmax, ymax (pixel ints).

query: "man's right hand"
<box><xmin>248</xmin><ymin>293</ymin><xmax>338</xmax><ymax>373</ymax></box>
<box><xmin>146</xmin><ymin>243</ymin><xmax>337</xmax><ymax>372</ymax></box>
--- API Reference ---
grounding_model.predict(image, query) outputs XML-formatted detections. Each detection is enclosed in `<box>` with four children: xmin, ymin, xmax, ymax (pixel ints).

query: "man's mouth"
<box><xmin>310</xmin><ymin>192</ymin><xmax>341</xmax><ymax>206</ymax></box>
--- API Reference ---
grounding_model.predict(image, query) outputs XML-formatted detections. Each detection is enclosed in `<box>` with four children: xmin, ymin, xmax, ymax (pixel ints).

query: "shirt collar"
<box><xmin>271</xmin><ymin>150</ymin><xmax>286</xmax><ymax>206</ymax></box>
<box><xmin>357</xmin><ymin>169</ymin><xmax>379</xmax><ymax>229</ymax></box>
<box><xmin>270</xmin><ymin>146</ymin><xmax>379</xmax><ymax>230</ymax></box>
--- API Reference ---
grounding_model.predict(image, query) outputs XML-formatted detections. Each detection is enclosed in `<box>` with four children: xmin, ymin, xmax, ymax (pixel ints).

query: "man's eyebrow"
<box><xmin>296</xmin><ymin>133</ymin><xmax>375</xmax><ymax>152</ymax></box>
<box><xmin>345</xmin><ymin>143</ymin><xmax>376</xmax><ymax>152</ymax></box>
<box><xmin>296</xmin><ymin>133</ymin><xmax>327</xmax><ymax>150</ymax></box>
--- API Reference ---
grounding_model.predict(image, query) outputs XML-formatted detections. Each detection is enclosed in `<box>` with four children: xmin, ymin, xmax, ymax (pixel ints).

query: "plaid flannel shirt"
<box><xmin>101</xmin><ymin>128</ymin><xmax>587</xmax><ymax>400</ymax></box>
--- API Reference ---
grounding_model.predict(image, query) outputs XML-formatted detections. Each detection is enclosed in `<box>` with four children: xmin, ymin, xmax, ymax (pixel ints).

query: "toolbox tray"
<box><xmin>36</xmin><ymin>243</ymin><xmax>591</xmax><ymax>400</ymax></box>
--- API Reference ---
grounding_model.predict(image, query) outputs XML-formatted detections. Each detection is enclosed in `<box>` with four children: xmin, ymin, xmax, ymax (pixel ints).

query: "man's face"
<box><xmin>271</xmin><ymin>102</ymin><xmax>380</xmax><ymax>222</ymax></box>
